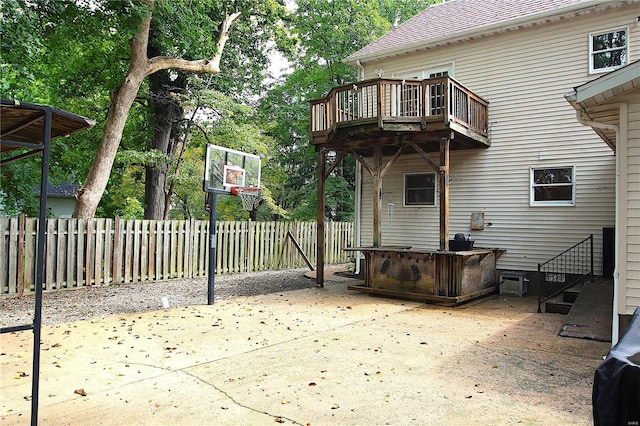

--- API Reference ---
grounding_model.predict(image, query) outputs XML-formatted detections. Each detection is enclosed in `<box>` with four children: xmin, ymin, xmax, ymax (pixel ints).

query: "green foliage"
<box><xmin>261</xmin><ymin>0</ymin><xmax>434</xmax><ymax>221</ymax></box>
<box><xmin>0</xmin><ymin>160</ymin><xmax>41</xmax><ymax>217</ymax></box>
<box><xmin>116</xmin><ymin>197</ymin><xmax>144</xmax><ymax>219</ymax></box>
<box><xmin>291</xmin><ymin>175</ymin><xmax>354</xmax><ymax>221</ymax></box>
<box><xmin>1</xmin><ymin>0</ymin><xmax>435</xmax><ymax>221</ymax></box>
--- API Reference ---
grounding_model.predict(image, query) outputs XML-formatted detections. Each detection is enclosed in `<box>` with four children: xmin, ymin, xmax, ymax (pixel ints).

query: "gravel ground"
<box><xmin>0</xmin><ymin>267</ymin><xmax>337</xmax><ymax>328</ymax></box>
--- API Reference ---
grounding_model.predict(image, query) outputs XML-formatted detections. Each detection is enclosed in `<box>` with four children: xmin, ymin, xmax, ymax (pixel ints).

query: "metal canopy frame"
<box><xmin>0</xmin><ymin>100</ymin><xmax>94</xmax><ymax>425</ymax></box>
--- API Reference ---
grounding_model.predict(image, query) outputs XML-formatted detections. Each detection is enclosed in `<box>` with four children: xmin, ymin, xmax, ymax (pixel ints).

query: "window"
<box><xmin>589</xmin><ymin>28</ymin><xmax>628</xmax><ymax>73</ymax></box>
<box><xmin>404</xmin><ymin>173</ymin><xmax>436</xmax><ymax>206</ymax></box>
<box><xmin>530</xmin><ymin>166</ymin><xmax>575</xmax><ymax>206</ymax></box>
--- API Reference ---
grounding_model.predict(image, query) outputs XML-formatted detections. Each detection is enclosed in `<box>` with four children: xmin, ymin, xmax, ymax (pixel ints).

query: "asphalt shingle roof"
<box><xmin>346</xmin><ymin>0</ymin><xmax>613</xmax><ymax>63</ymax></box>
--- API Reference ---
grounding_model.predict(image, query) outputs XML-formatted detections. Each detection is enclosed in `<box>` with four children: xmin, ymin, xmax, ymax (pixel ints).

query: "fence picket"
<box><xmin>104</xmin><ymin>219</ymin><xmax>112</xmax><ymax>285</ymax></box>
<box><xmin>1</xmin><ymin>219</ymin><xmax>13</xmax><ymax>294</ymax></box>
<box><xmin>132</xmin><ymin>220</ymin><xmax>141</xmax><ymax>283</ymax></box>
<box><xmin>56</xmin><ymin>219</ymin><xmax>66</xmax><ymax>288</ymax></box>
<box><xmin>112</xmin><ymin>218</ymin><xmax>121</xmax><ymax>284</ymax></box>
<box><xmin>9</xmin><ymin>218</ymin><xmax>19</xmax><ymax>293</ymax></box>
<box><xmin>16</xmin><ymin>216</ymin><xmax>25</xmax><ymax>294</ymax></box>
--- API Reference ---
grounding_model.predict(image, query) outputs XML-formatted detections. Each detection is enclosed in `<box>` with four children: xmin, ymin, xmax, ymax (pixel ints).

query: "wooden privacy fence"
<box><xmin>0</xmin><ymin>217</ymin><xmax>354</xmax><ymax>296</ymax></box>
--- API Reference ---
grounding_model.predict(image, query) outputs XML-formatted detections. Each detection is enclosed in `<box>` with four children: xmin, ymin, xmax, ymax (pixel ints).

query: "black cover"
<box><xmin>593</xmin><ymin>307</ymin><xmax>640</xmax><ymax>425</ymax></box>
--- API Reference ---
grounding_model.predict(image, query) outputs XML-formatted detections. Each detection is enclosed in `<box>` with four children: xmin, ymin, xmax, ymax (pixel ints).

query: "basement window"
<box><xmin>404</xmin><ymin>173</ymin><xmax>436</xmax><ymax>206</ymax></box>
<box><xmin>530</xmin><ymin>166</ymin><xmax>575</xmax><ymax>206</ymax></box>
<box><xmin>589</xmin><ymin>28</ymin><xmax>628</xmax><ymax>74</ymax></box>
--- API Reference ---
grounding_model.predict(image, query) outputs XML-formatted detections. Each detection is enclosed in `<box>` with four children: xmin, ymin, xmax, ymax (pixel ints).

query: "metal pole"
<box><xmin>31</xmin><ymin>108</ymin><xmax>52</xmax><ymax>425</ymax></box>
<box><xmin>207</xmin><ymin>192</ymin><xmax>217</xmax><ymax>305</ymax></box>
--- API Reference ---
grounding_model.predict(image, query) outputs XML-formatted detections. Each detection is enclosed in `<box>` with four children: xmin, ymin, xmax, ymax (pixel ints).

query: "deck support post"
<box><xmin>372</xmin><ymin>145</ymin><xmax>383</xmax><ymax>247</ymax></box>
<box><xmin>316</xmin><ymin>148</ymin><xmax>326</xmax><ymax>287</ymax></box>
<box><xmin>439</xmin><ymin>137</ymin><xmax>450</xmax><ymax>251</ymax></box>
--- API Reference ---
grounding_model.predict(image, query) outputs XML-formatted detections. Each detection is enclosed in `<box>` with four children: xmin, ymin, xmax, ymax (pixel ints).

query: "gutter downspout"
<box><xmin>575</xmin><ymin>108</ymin><xmax>621</xmax><ymax>345</ymax></box>
<box><xmin>355</xmin><ymin>162</ymin><xmax>362</xmax><ymax>275</ymax></box>
<box><xmin>354</xmin><ymin>59</ymin><xmax>365</xmax><ymax>274</ymax></box>
<box><xmin>356</xmin><ymin>60</ymin><xmax>365</xmax><ymax>81</ymax></box>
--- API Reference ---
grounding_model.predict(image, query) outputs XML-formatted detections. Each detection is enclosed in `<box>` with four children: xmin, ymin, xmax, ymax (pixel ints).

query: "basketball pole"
<box><xmin>207</xmin><ymin>192</ymin><xmax>217</xmax><ymax>305</ymax></box>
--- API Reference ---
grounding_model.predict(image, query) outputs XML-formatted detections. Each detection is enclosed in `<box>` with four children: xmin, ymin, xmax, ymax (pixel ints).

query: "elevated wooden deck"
<box><xmin>310</xmin><ymin>77</ymin><xmax>489</xmax><ymax>155</ymax></box>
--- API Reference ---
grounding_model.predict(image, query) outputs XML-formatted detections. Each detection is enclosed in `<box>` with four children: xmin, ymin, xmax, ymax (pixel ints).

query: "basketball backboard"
<box><xmin>204</xmin><ymin>144</ymin><xmax>261</xmax><ymax>193</ymax></box>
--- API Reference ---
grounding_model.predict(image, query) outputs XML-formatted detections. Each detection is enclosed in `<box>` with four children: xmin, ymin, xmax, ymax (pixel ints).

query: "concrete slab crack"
<box><xmin>179</xmin><ymin>369</ymin><xmax>305</xmax><ymax>425</ymax></box>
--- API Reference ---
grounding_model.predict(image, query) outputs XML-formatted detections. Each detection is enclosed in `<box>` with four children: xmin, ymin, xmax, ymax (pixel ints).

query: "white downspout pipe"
<box><xmin>355</xmin><ymin>162</ymin><xmax>362</xmax><ymax>274</ymax></box>
<box><xmin>354</xmin><ymin>60</ymin><xmax>365</xmax><ymax>274</ymax></box>
<box><xmin>575</xmin><ymin>108</ymin><xmax>621</xmax><ymax>345</ymax></box>
<box><xmin>356</xmin><ymin>60</ymin><xmax>365</xmax><ymax>81</ymax></box>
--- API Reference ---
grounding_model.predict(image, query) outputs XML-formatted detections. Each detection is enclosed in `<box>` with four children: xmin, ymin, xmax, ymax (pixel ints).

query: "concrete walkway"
<box><xmin>1</xmin><ymin>271</ymin><xmax>611</xmax><ymax>425</ymax></box>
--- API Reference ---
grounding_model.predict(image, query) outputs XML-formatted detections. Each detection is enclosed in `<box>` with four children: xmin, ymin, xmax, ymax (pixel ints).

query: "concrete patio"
<box><xmin>1</xmin><ymin>271</ymin><xmax>611</xmax><ymax>425</ymax></box>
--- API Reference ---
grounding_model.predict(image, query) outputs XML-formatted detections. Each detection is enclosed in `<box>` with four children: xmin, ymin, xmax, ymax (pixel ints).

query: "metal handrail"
<box><xmin>537</xmin><ymin>234</ymin><xmax>593</xmax><ymax>313</ymax></box>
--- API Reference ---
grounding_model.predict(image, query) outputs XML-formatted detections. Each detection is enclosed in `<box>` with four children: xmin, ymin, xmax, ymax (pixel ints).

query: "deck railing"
<box><xmin>310</xmin><ymin>77</ymin><xmax>488</xmax><ymax>139</ymax></box>
<box><xmin>537</xmin><ymin>234</ymin><xmax>594</xmax><ymax>313</ymax></box>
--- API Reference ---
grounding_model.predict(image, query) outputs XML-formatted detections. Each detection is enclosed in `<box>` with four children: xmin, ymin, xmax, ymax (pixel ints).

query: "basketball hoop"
<box><xmin>231</xmin><ymin>186</ymin><xmax>262</xmax><ymax>211</ymax></box>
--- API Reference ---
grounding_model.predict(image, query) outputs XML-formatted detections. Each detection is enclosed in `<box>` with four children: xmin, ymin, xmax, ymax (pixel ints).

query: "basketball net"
<box><xmin>231</xmin><ymin>186</ymin><xmax>262</xmax><ymax>211</ymax></box>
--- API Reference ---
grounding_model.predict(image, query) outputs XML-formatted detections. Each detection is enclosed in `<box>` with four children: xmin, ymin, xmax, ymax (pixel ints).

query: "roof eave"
<box><xmin>573</xmin><ymin>60</ymin><xmax>640</xmax><ymax>104</ymax></box>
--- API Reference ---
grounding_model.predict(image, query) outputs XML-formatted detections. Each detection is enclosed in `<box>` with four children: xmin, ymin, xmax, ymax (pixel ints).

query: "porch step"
<box><xmin>563</xmin><ymin>288</ymin><xmax>581</xmax><ymax>303</ymax></box>
<box><xmin>544</xmin><ymin>283</ymin><xmax>583</xmax><ymax>314</ymax></box>
<box><xmin>545</xmin><ymin>300</ymin><xmax>573</xmax><ymax>315</ymax></box>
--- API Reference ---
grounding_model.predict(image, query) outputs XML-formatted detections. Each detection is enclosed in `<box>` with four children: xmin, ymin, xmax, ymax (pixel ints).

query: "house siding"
<box><xmin>625</xmin><ymin>100</ymin><xmax>640</xmax><ymax>313</ymax></box>
<box><xmin>357</xmin><ymin>5</ymin><xmax>637</xmax><ymax>274</ymax></box>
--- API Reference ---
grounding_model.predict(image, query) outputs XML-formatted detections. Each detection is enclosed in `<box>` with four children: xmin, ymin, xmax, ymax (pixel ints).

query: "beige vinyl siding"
<box><xmin>356</xmin><ymin>6</ymin><xmax>637</xmax><ymax>273</ymax></box>
<box><xmin>625</xmin><ymin>101</ymin><xmax>640</xmax><ymax>313</ymax></box>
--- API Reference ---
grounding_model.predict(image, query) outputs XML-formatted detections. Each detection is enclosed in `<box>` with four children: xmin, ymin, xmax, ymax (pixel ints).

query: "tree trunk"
<box><xmin>144</xmin><ymin>63</ymin><xmax>185</xmax><ymax>219</ymax></box>
<box><xmin>73</xmin><ymin>7</ymin><xmax>152</xmax><ymax>219</ymax></box>
<box><xmin>73</xmin><ymin>3</ymin><xmax>241</xmax><ymax>219</ymax></box>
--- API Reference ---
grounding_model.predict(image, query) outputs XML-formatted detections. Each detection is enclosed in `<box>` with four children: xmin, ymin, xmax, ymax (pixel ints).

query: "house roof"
<box><xmin>47</xmin><ymin>181</ymin><xmax>81</xmax><ymax>197</ymax></box>
<box><xmin>565</xmin><ymin>60</ymin><xmax>640</xmax><ymax>150</ymax></box>
<box><xmin>345</xmin><ymin>0</ymin><xmax>630</xmax><ymax>65</ymax></box>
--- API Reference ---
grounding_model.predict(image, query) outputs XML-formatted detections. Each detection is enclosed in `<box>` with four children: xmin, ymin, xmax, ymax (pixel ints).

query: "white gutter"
<box><xmin>575</xmin><ymin>109</ymin><xmax>619</xmax><ymax>133</ymax></box>
<box><xmin>575</xmin><ymin>107</ymin><xmax>621</xmax><ymax>345</ymax></box>
<box><xmin>346</xmin><ymin>0</ymin><xmax>621</xmax><ymax>65</ymax></box>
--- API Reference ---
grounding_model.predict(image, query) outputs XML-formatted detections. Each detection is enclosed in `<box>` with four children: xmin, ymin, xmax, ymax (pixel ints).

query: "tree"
<box><xmin>1</xmin><ymin>0</ymin><xmax>136</xmax><ymax>217</ymax></box>
<box><xmin>260</xmin><ymin>0</ymin><xmax>435</xmax><ymax>220</ymax></box>
<box><xmin>141</xmin><ymin>1</ymin><xmax>289</xmax><ymax>220</ymax></box>
<box><xmin>73</xmin><ymin>0</ymin><xmax>242</xmax><ymax>219</ymax></box>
